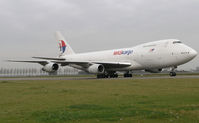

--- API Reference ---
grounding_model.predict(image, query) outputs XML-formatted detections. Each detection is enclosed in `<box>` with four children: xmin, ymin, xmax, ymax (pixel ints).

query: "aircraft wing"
<box><xmin>32</xmin><ymin>57</ymin><xmax>131</xmax><ymax>68</ymax></box>
<box><xmin>7</xmin><ymin>60</ymin><xmax>131</xmax><ymax>69</ymax></box>
<box><xmin>54</xmin><ymin>60</ymin><xmax>131</xmax><ymax>68</ymax></box>
<box><xmin>7</xmin><ymin>60</ymin><xmax>49</xmax><ymax>66</ymax></box>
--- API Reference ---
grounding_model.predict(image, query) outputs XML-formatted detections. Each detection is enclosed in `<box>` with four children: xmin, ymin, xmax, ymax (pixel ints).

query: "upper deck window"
<box><xmin>173</xmin><ymin>41</ymin><xmax>182</xmax><ymax>44</ymax></box>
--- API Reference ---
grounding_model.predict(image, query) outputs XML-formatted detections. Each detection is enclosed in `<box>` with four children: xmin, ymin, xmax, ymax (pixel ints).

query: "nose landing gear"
<box><xmin>169</xmin><ymin>71</ymin><xmax>176</xmax><ymax>77</ymax></box>
<box><xmin>169</xmin><ymin>66</ymin><xmax>177</xmax><ymax>77</ymax></box>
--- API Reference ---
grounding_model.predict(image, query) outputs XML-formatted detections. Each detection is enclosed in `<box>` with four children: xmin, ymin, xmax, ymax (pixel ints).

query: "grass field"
<box><xmin>0</xmin><ymin>78</ymin><xmax>199</xmax><ymax>123</ymax></box>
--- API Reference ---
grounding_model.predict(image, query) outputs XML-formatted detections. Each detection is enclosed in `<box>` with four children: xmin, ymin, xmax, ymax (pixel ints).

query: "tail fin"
<box><xmin>55</xmin><ymin>31</ymin><xmax>75</xmax><ymax>57</ymax></box>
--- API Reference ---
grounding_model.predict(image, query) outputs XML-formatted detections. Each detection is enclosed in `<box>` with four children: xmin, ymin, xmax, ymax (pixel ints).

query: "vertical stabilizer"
<box><xmin>55</xmin><ymin>31</ymin><xmax>75</xmax><ymax>57</ymax></box>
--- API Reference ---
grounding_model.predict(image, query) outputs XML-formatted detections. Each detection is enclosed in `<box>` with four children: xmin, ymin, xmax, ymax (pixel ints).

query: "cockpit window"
<box><xmin>173</xmin><ymin>41</ymin><xmax>182</xmax><ymax>44</ymax></box>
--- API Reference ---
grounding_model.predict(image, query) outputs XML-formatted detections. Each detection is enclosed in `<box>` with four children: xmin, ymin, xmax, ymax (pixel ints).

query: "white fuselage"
<box><xmin>61</xmin><ymin>39</ymin><xmax>197</xmax><ymax>71</ymax></box>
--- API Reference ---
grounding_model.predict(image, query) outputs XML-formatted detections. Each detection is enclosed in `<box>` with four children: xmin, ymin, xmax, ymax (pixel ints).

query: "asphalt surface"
<box><xmin>0</xmin><ymin>75</ymin><xmax>199</xmax><ymax>81</ymax></box>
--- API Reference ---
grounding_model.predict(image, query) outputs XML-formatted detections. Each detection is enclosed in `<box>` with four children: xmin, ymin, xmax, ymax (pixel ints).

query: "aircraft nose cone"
<box><xmin>190</xmin><ymin>49</ymin><xmax>198</xmax><ymax>58</ymax></box>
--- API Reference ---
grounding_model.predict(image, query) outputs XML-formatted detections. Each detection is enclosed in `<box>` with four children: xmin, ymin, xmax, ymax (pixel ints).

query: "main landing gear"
<box><xmin>123</xmin><ymin>72</ymin><xmax>132</xmax><ymax>78</ymax></box>
<box><xmin>169</xmin><ymin>66</ymin><xmax>177</xmax><ymax>77</ymax></box>
<box><xmin>97</xmin><ymin>71</ymin><xmax>133</xmax><ymax>79</ymax></box>
<box><xmin>97</xmin><ymin>72</ymin><xmax>118</xmax><ymax>79</ymax></box>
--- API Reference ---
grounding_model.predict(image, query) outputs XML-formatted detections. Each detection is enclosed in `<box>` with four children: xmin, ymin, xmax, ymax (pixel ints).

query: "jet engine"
<box><xmin>87</xmin><ymin>64</ymin><xmax>105</xmax><ymax>74</ymax></box>
<box><xmin>145</xmin><ymin>69</ymin><xmax>162</xmax><ymax>73</ymax></box>
<box><xmin>42</xmin><ymin>63</ymin><xmax>59</xmax><ymax>73</ymax></box>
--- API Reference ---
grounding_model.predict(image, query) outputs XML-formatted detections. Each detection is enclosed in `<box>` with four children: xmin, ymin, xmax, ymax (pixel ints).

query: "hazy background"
<box><xmin>0</xmin><ymin>0</ymin><xmax>199</xmax><ymax>70</ymax></box>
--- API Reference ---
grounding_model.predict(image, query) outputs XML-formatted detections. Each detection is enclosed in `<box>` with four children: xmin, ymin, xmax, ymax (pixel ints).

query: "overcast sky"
<box><xmin>0</xmin><ymin>0</ymin><xmax>199</xmax><ymax>70</ymax></box>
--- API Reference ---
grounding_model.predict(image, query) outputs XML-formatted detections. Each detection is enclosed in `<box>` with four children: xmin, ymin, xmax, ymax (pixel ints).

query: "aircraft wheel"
<box><xmin>109</xmin><ymin>74</ymin><xmax>117</xmax><ymax>78</ymax></box>
<box><xmin>105</xmin><ymin>74</ymin><xmax>109</xmax><ymax>78</ymax></box>
<box><xmin>169</xmin><ymin>72</ymin><xmax>176</xmax><ymax>77</ymax></box>
<box><xmin>110</xmin><ymin>74</ymin><xmax>118</xmax><ymax>78</ymax></box>
<box><xmin>107</xmin><ymin>71</ymin><xmax>118</xmax><ymax>78</ymax></box>
<box><xmin>124</xmin><ymin>73</ymin><xmax>132</xmax><ymax>78</ymax></box>
<box><xmin>97</xmin><ymin>74</ymin><xmax>105</xmax><ymax>78</ymax></box>
<box><xmin>114</xmin><ymin>74</ymin><xmax>118</xmax><ymax>78</ymax></box>
<box><xmin>97</xmin><ymin>74</ymin><xmax>110</xmax><ymax>78</ymax></box>
<box><xmin>109</xmin><ymin>74</ymin><xmax>114</xmax><ymax>78</ymax></box>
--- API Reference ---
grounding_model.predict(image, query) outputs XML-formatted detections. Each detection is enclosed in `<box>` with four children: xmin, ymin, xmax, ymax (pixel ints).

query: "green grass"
<box><xmin>0</xmin><ymin>78</ymin><xmax>199</xmax><ymax>123</ymax></box>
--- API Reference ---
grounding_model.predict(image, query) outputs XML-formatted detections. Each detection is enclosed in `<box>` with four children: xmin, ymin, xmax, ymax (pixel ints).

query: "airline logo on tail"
<box><xmin>59</xmin><ymin>40</ymin><xmax>66</xmax><ymax>53</ymax></box>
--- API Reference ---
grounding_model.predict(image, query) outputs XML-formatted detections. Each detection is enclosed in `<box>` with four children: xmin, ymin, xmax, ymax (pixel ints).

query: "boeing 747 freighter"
<box><xmin>9</xmin><ymin>32</ymin><xmax>198</xmax><ymax>78</ymax></box>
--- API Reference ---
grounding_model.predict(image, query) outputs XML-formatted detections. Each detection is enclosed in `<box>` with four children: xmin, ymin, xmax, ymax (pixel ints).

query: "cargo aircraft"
<box><xmin>9</xmin><ymin>32</ymin><xmax>198</xmax><ymax>78</ymax></box>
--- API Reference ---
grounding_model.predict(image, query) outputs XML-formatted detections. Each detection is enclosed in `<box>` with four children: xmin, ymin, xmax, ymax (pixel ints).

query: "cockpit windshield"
<box><xmin>173</xmin><ymin>41</ymin><xmax>182</xmax><ymax>44</ymax></box>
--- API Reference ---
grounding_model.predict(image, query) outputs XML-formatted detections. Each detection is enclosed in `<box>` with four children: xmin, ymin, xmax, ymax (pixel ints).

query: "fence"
<box><xmin>0</xmin><ymin>67</ymin><xmax>79</xmax><ymax>77</ymax></box>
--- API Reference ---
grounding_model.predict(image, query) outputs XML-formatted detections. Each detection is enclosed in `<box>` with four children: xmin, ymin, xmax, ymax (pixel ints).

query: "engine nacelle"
<box><xmin>145</xmin><ymin>69</ymin><xmax>162</xmax><ymax>73</ymax></box>
<box><xmin>87</xmin><ymin>64</ymin><xmax>105</xmax><ymax>74</ymax></box>
<box><xmin>42</xmin><ymin>63</ymin><xmax>59</xmax><ymax>73</ymax></box>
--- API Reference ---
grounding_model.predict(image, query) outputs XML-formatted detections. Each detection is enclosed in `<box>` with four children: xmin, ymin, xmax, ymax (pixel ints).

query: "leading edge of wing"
<box><xmin>6</xmin><ymin>60</ymin><xmax>48</xmax><ymax>66</ymax></box>
<box><xmin>32</xmin><ymin>57</ymin><xmax>65</xmax><ymax>61</ymax></box>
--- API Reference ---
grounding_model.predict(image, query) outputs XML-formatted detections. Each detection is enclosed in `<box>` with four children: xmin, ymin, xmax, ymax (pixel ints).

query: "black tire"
<box><xmin>110</xmin><ymin>74</ymin><xmax>115</xmax><ymax>78</ymax></box>
<box><xmin>97</xmin><ymin>74</ymin><xmax>106</xmax><ymax>78</ymax></box>
<box><xmin>114</xmin><ymin>74</ymin><xmax>118</xmax><ymax>78</ymax></box>
<box><xmin>169</xmin><ymin>72</ymin><xmax>176</xmax><ymax>77</ymax></box>
<box><xmin>124</xmin><ymin>74</ymin><xmax>132</xmax><ymax>78</ymax></box>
